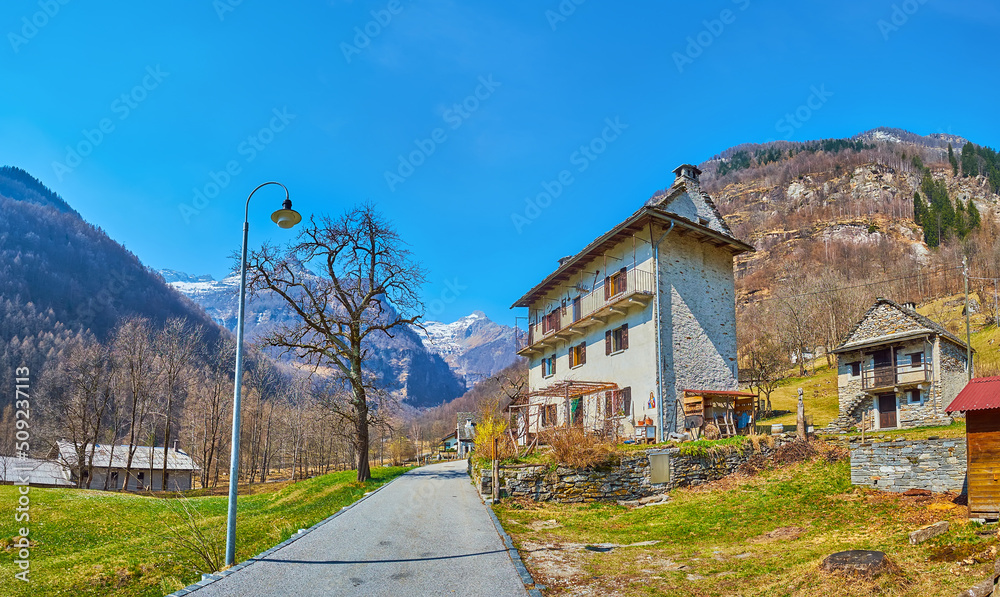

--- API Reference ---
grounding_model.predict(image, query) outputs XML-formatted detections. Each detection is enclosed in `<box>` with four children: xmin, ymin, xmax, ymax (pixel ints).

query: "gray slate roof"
<box><xmin>55</xmin><ymin>440</ymin><xmax>199</xmax><ymax>471</ymax></box>
<box><xmin>457</xmin><ymin>412</ymin><xmax>476</xmax><ymax>441</ymax></box>
<box><xmin>0</xmin><ymin>456</ymin><xmax>74</xmax><ymax>486</ymax></box>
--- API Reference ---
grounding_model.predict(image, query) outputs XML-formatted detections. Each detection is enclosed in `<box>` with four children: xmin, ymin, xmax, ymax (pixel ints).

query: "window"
<box><xmin>110</xmin><ymin>471</ymin><xmax>119</xmax><ymax>488</ymax></box>
<box><xmin>542</xmin><ymin>355</ymin><xmax>556</xmax><ymax>377</ymax></box>
<box><xmin>569</xmin><ymin>342</ymin><xmax>586</xmax><ymax>368</ymax></box>
<box><xmin>606</xmin><ymin>324</ymin><xmax>629</xmax><ymax>354</ymax></box>
<box><xmin>137</xmin><ymin>471</ymin><xmax>145</xmax><ymax>489</ymax></box>
<box><xmin>604</xmin><ymin>267</ymin><xmax>628</xmax><ymax>298</ymax></box>
<box><xmin>848</xmin><ymin>361</ymin><xmax>861</xmax><ymax>377</ymax></box>
<box><xmin>604</xmin><ymin>387</ymin><xmax>632</xmax><ymax>417</ymax></box>
<box><xmin>542</xmin><ymin>309</ymin><xmax>560</xmax><ymax>334</ymax></box>
<box><xmin>907</xmin><ymin>389</ymin><xmax>921</xmax><ymax>404</ymax></box>
<box><xmin>572</xmin><ymin>296</ymin><xmax>581</xmax><ymax>322</ymax></box>
<box><xmin>541</xmin><ymin>404</ymin><xmax>558</xmax><ymax>427</ymax></box>
<box><xmin>909</xmin><ymin>352</ymin><xmax>923</xmax><ymax>367</ymax></box>
<box><xmin>570</xmin><ymin>398</ymin><xmax>583</xmax><ymax>426</ymax></box>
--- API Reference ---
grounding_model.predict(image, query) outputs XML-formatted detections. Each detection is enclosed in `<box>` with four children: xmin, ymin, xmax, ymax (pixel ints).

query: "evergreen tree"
<box><xmin>955</xmin><ymin>199</ymin><xmax>968</xmax><ymax>239</ymax></box>
<box><xmin>911</xmin><ymin>154</ymin><xmax>924</xmax><ymax>171</ymax></box>
<box><xmin>913</xmin><ymin>192</ymin><xmax>925</xmax><ymax>225</ymax></box>
<box><xmin>968</xmin><ymin>198</ymin><xmax>982</xmax><ymax>230</ymax></box>
<box><xmin>962</xmin><ymin>142</ymin><xmax>979</xmax><ymax>177</ymax></box>
<box><xmin>948</xmin><ymin>143</ymin><xmax>959</xmax><ymax>176</ymax></box>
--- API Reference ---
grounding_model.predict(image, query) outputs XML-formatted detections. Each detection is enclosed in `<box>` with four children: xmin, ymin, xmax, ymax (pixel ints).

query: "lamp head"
<box><xmin>271</xmin><ymin>198</ymin><xmax>302</xmax><ymax>229</ymax></box>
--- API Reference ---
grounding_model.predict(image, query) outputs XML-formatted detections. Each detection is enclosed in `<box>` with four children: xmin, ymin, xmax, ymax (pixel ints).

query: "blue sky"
<box><xmin>2</xmin><ymin>0</ymin><xmax>999</xmax><ymax>326</ymax></box>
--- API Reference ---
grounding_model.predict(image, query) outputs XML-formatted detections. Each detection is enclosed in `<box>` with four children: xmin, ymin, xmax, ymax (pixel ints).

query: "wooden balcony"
<box><xmin>516</xmin><ymin>268</ymin><xmax>654</xmax><ymax>355</ymax></box>
<box><xmin>861</xmin><ymin>362</ymin><xmax>932</xmax><ymax>391</ymax></box>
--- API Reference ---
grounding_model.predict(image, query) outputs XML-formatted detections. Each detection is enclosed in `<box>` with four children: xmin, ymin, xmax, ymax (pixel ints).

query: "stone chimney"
<box><xmin>672</xmin><ymin>163</ymin><xmax>702</xmax><ymax>185</ymax></box>
<box><xmin>557</xmin><ymin>256</ymin><xmax>573</xmax><ymax>267</ymax></box>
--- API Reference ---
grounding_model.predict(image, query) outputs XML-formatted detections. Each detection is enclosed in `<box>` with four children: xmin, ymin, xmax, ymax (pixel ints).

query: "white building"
<box><xmin>510</xmin><ymin>165</ymin><xmax>753</xmax><ymax>443</ymax></box>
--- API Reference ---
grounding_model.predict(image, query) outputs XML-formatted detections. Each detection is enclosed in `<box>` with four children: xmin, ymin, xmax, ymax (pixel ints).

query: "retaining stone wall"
<box><xmin>850</xmin><ymin>437</ymin><xmax>967</xmax><ymax>493</ymax></box>
<box><xmin>471</xmin><ymin>436</ymin><xmax>792</xmax><ymax>503</ymax></box>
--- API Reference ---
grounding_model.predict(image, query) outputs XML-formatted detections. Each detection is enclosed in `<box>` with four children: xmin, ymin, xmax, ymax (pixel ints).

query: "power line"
<box><xmin>743</xmin><ymin>265</ymin><xmax>962</xmax><ymax>304</ymax></box>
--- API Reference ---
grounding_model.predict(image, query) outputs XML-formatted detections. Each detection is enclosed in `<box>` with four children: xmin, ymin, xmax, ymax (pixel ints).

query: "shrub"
<box><xmin>540</xmin><ymin>428</ymin><xmax>617</xmax><ymax>468</ymax></box>
<box><xmin>474</xmin><ymin>411</ymin><xmax>516</xmax><ymax>461</ymax></box>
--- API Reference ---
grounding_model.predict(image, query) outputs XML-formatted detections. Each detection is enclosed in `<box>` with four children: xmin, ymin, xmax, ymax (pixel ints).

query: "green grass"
<box><xmin>0</xmin><ymin>466</ymin><xmax>409</xmax><ymax>597</ymax></box>
<box><xmin>761</xmin><ymin>362</ymin><xmax>839</xmax><ymax>427</ymax></box>
<box><xmin>494</xmin><ymin>453</ymin><xmax>998</xmax><ymax>596</ymax></box>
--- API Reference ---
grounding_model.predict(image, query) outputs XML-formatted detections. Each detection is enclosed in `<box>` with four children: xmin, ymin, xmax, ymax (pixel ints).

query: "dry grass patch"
<box><xmin>494</xmin><ymin>448</ymin><xmax>997</xmax><ymax>596</ymax></box>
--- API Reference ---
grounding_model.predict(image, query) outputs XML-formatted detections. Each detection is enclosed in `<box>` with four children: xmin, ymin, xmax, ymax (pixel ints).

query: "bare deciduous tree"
<box><xmin>246</xmin><ymin>205</ymin><xmax>425</xmax><ymax>482</ymax></box>
<box><xmin>156</xmin><ymin>318</ymin><xmax>202</xmax><ymax>491</ymax></box>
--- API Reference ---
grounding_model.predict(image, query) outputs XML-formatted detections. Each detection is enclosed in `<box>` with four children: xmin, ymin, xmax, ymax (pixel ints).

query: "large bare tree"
<box><xmin>156</xmin><ymin>318</ymin><xmax>202</xmax><ymax>491</ymax></box>
<box><xmin>246</xmin><ymin>205</ymin><xmax>425</xmax><ymax>481</ymax></box>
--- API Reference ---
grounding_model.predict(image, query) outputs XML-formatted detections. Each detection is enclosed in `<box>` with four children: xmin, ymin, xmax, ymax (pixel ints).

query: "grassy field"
<box><xmin>0</xmin><ymin>466</ymin><xmax>409</xmax><ymax>597</ymax></box>
<box><xmin>494</xmin><ymin>449</ymin><xmax>998</xmax><ymax>597</ymax></box>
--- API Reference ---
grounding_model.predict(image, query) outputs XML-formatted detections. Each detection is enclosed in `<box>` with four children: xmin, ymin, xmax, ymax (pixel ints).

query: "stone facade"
<box><xmin>832</xmin><ymin>299</ymin><xmax>968</xmax><ymax>431</ymax></box>
<box><xmin>471</xmin><ymin>438</ymin><xmax>789</xmax><ymax>503</ymax></box>
<box><xmin>849</xmin><ymin>437</ymin><xmax>967</xmax><ymax>493</ymax></box>
<box><xmin>659</xmin><ymin>231</ymin><xmax>740</xmax><ymax>433</ymax></box>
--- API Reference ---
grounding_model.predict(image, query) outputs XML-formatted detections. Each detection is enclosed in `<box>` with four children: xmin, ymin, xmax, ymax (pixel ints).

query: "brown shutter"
<box><xmin>623</xmin><ymin>388</ymin><xmax>631</xmax><ymax>415</ymax></box>
<box><xmin>605</xmin><ymin>330</ymin><xmax>612</xmax><ymax>355</ymax></box>
<box><xmin>619</xmin><ymin>267</ymin><xmax>627</xmax><ymax>292</ymax></box>
<box><xmin>580</xmin><ymin>342</ymin><xmax>586</xmax><ymax>364</ymax></box>
<box><xmin>621</xmin><ymin>324</ymin><xmax>629</xmax><ymax>350</ymax></box>
<box><xmin>552</xmin><ymin>355</ymin><xmax>556</xmax><ymax>375</ymax></box>
<box><xmin>604</xmin><ymin>276</ymin><xmax>611</xmax><ymax>299</ymax></box>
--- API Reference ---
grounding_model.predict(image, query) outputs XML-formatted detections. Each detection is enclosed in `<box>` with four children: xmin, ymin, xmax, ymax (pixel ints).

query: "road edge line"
<box><xmin>165</xmin><ymin>471</ymin><xmax>407</xmax><ymax>596</ymax></box>
<box><xmin>485</xmin><ymin>504</ymin><xmax>545</xmax><ymax>597</ymax></box>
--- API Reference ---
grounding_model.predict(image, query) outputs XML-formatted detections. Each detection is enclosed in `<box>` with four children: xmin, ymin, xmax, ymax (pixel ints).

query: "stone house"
<box><xmin>52</xmin><ymin>440</ymin><xmax>199</xmax><ymax>491</ymax></box>
<box><xmin>831</xmin><ymin>298</ymin><xmax>971</xmax><ymax>431</ymax></box>
<box><xmin>509</xmin><ymin>165</ymin><xmax>753</xmax><ymax>443</ymax></box>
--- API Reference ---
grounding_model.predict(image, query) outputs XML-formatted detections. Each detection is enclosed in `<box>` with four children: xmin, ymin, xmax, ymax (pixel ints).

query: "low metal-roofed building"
<box><xmin>947</xmin><ymin>377</ymin><xmax>1000</xmax><ymax>520</ymax></box>
<box><xmin>0</xmin><ymin>456</ymin><xmax>74</xmax><ymax>487</ymax></box>
<box><xmin>53</xmin><ymin>440</ymin><xmax>199</xmax><ymax>491</ymax></box>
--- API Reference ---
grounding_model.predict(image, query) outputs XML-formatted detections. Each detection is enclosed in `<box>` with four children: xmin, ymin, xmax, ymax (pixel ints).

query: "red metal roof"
<box><xmin>946</xmin><ymin>376</ymin><xmax>1000</xmax><ymax>413</ymax></box>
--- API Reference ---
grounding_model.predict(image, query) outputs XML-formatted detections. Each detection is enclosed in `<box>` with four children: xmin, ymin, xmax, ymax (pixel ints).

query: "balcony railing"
<box><xmin>861</xmin><ymin>362</ymin><xmax>931</xmax><ymax>390</ymax></box>
<box><xmin>516</xmin><ymin>268</ymin><xmax>655</xmax><ymax>353</ymax></box>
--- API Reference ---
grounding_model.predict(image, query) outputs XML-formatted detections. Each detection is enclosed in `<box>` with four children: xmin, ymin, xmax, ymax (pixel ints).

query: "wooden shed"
<box><xmin>682</xmin><ymin>389</ymin><xmax>757</xmax><ymax>438</ymax></box>
<box><xmin>946</xmin><ymin>377</ymin><xmax>1000</xmax><ymax>521</ymax></box>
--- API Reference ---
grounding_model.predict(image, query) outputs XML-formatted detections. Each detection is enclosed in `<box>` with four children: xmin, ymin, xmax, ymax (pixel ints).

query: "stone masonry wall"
<box><xmin>472</xmin><ymin>437</ymin><xmax>790</xmax><ymax>503</ymax></box>
<box><xmin>850</xmin><ymin>437</ymin><xmax>967</xmax><ymax>493</ymax></box>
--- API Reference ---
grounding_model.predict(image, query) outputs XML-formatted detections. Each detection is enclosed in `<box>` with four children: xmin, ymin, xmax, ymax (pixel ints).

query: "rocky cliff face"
<box><xmin>696</xmin><ymin>128</ymin><xmax>1000</xmax><ymax>298</ymax></box>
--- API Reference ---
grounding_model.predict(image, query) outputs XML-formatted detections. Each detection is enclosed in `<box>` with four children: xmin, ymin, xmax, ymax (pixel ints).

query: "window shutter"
<box><xmin>604</xmin><ymin>276</ymin><xmax>611</xmax><ymax>299</ymax></box>
<box><xmin>623</xmin><ymin>388</ymin><xmax>631</xmax><ymax>415</ymax></box>
<box><xmin>605</xmin><ymin>330</ymin><xmax>612</xmax><ymax>355</ymax></box>
<box><xmin>619</xmin><ymin>267</ymin><xmax>627</xmax><ymax>292</ymax></box>
<box><xmin>621</xmin><ymin>324</ymin><xmax>629</xmax><ymax>350</ymax></box>
<box><xmin>552</xmin><ymin>355</ymin><xmax>556</xmax><ymax>375</ymax></box>
<box><xmin>580</xmin><ymin>342</ymin><xmax>586</xmax><ymax>364</ymax></box>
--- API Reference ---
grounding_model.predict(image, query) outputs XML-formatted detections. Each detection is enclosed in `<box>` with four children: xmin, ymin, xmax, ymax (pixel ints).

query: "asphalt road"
<box><xmin>187</xmin><ymin>460</ymin><xmax>528</xmax><ymax>597</ymax></box>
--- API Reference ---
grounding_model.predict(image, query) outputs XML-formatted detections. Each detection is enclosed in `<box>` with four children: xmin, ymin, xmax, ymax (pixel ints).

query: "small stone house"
<box><xmin>831</xmin><ymin>298</ymin><xmax>971</xmax><ymax>431</ymax></box>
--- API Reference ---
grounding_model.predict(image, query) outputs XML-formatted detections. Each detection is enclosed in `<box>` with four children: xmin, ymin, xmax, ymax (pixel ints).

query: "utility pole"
<box><xmin>964</xmin><ymin>256</ymin><xmax>972</xmax><ymax>381</ymax></box>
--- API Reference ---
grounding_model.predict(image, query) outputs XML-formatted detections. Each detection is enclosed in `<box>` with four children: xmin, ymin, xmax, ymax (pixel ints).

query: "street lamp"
<box><xmin>225</xmin><ymin>181</ymin><xmax>301</xmax><ymax>567</ymax></box>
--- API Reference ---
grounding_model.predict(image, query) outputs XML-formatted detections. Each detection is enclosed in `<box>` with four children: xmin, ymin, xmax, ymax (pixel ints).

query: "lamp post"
<box><xmin>225</xmin><ymin>181</ymin><xmax>301</xmax><ymax>567</ymax></box>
